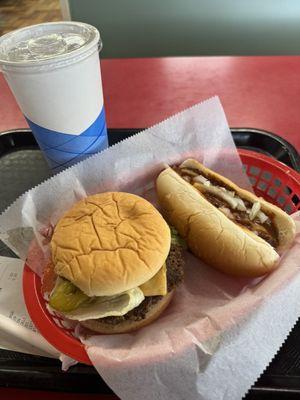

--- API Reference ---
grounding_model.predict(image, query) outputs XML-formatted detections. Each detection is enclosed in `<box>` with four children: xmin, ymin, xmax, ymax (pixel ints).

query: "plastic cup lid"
<box><xmin>0</xmin><ymin>21</ymin><xmax>101</xmax><ymax>68</ymax></box>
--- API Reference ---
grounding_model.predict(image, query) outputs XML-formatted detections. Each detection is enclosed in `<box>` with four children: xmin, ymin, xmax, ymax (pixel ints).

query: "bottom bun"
<box><xmin>81</xmin><ymin>291</ymin><xmax>174</xmax><ymax>334</ymax></box>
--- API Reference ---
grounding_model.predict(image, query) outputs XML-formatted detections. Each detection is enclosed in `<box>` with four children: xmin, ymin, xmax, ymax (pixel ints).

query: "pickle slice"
<box><xmin>49</xmin><ymin>279</ymin><xmax>90</xmax><ymax>312</ymax></box>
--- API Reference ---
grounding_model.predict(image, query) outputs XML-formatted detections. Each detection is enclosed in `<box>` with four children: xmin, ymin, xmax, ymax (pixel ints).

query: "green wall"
<box><xmin>68</xmin><ymin>0</ymin><xmax>300</xmax><ymax>58</ymax></box>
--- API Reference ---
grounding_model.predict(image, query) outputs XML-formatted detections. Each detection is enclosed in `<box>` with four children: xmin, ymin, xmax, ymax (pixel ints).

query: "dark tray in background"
<box><xmin>0</xmin><ymin>127</ymin><xmax>299</xmax><ymax>399</ymax></box>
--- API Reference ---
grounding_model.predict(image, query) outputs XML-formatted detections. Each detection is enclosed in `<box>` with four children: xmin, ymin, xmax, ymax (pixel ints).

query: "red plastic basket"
<box><xmin>22</xmin><ymin>150</ymin><xmax>300</xmax><ymax>365</ymax></box>
<box><xmin>239</xmin><ymin>149</ymin><xmax>300</xmax><ymax>213</ymax></box>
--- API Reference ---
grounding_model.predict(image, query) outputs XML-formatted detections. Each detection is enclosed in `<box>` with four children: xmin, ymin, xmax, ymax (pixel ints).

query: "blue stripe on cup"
<box><xmin>26</xmin><ymin>108</ymin><xmax>108</xmax><ymax>171</ymax></box>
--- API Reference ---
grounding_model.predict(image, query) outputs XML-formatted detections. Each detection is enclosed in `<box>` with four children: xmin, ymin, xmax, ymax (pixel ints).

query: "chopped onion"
<box><xmin>219</xmin><ymin>187</ymin><xmax>235</xmax><ymax>197</ymax></box>
<box><xmin>249</xmin><ymin>202</ymin><xmax>261</xmax><ymax>220</ymax></box>
<box><xmin>236</xmin><ymin>198</ymin><xmax>247</xmax><ymax>211</ymax></box>
<box><xmin>257</xmin><ymin>211</ymin><xmax>269</xmax><ymax>223</ymax></box>
<box><xmin>202</xmin><ymin>185</ymin><xmax>239</xmax><ymax>209</ymax></box>
<box><xmin>193</xmin><ymin>175</ymin><xmax>209</xmax><ymax>184</ymax></box>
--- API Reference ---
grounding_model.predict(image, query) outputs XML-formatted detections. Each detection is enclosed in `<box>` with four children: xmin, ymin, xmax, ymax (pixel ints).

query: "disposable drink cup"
<box><xmin>0</xmin><ymin>22</ymin><xmax>108</xmax><ymax>171</ymax></box>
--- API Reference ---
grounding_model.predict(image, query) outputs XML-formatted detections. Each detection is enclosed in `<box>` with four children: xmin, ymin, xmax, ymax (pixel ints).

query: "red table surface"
<box><xmin>0</xmin><ymin>56</ymin><xmax>300</xmax><ymax>151</ymax></box>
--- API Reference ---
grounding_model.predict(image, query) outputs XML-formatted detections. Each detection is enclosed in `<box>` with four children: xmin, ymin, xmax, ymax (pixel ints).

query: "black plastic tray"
<box><xmin>0</xmin><ymin>128</ymin><xmax>299</xmax><ymax>399</ymax></box>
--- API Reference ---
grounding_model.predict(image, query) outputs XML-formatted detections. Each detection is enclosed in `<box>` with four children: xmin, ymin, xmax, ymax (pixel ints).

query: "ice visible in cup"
<box><xmin>7</xmin><ymin>34</ymin><xmax>83</xmax><ymax>61</ymax></box>
<box><xmin>0</xmin><ymin>22</ymin><xmax>108</xmax><ymax>172</ymax></box>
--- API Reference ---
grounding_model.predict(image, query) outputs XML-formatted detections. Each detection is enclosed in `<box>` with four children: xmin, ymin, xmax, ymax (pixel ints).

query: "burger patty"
<box><xmin>97</xmin><ymin>243</ymin><xmax>184</xmax><ymax>325</ymax></box>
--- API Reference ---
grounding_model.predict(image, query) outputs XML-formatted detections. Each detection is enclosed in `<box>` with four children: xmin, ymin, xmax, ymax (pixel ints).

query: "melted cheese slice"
<box><xmin>51</xmin><ymin>264</ymin><xmax>168</xmax><ymax>320</ymax></box>
<box><xmin>139</xmin><ymin>263</ymin><xmax>167</xmax><ymax>296</ymax></box>
<box><xmin>61</xmin><ymin>287</ymin><xmax>145</xmax><ymax>321</ymax></box>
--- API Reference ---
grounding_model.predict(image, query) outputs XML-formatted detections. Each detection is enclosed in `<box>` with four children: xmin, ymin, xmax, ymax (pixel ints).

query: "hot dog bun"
<box><xmin>156</xmin><ymin>161</ymin><xmax>296</xmax><ymax>277</ymax></box>
<box><xmin>178</xmin><ymin>159</ymin><xmax>295</xmax><ymax>253</ymax></box>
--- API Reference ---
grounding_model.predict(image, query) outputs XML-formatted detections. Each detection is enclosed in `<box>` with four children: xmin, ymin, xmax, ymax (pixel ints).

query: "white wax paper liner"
<box><xmin>0</xmin><ymin>96</ymin><xmax>299</xmax><ymax>400</ymax></box>
<box><xmin>80</xmin><ymin>213</ymin><xmax>300</xmax><ymax>400</ymax></box>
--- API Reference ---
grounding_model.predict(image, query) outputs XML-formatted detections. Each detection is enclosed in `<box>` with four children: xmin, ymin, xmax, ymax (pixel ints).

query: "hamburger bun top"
<box><xmin>51</xmin><ymin>192</ymin><xmax>171</xmax><ymax>297</ymax></box>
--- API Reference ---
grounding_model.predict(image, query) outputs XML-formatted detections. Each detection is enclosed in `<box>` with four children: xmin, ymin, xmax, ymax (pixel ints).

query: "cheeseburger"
<box><xmin>156</xmin><ymin>159</ymin><xmax>296</xmax><ymax>277</ymax></box>
<box><xmin>42</xmin><ymin>192</ymin><xmax>184</xmax><ymax>334</ymax></box>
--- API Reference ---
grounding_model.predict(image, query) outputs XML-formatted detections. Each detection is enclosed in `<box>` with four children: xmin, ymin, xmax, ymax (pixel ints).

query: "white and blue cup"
<box><xmin>0</xmin><ymin>22</ymin><xmax>108</xmax><ymax>171</ymax></box>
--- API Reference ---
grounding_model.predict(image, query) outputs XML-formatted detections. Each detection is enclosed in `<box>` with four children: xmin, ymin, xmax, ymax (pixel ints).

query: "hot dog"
<box><xmin>156</xmin><ymin>159</ymin><xmax>296</xmax><ymax>277</ymax></box>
